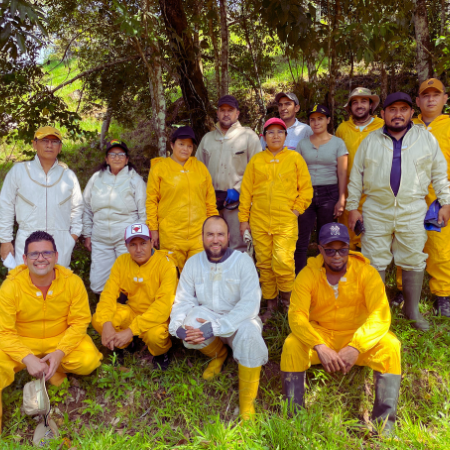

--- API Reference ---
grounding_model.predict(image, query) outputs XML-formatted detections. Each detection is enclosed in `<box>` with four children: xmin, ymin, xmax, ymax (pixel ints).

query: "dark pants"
<box><xmin>294</xmin><ymin>184</ymin><xmax>339</xmax><ymax>274</ymax></box>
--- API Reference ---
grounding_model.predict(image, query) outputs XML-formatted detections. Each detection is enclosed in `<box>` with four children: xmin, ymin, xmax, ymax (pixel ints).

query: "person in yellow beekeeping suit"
<box><xmin>280</xmin><ymin>223</ymin><xmax>401</xmax><ymax>435</ymax></box>
<box><xmin>92</xmin><ymin>223</ymin><xmax>178</xmax><ymax>371</ymax></box>
<box><xmin>336</xmin><ymin>87</ymin><xmax>383</xmax><ymax>249</ymax></box>
<box><xmin>239</xmin><ymin>118</ymin><xmax>313</xmax><ymax>322</ymax></box>
<box><xmin>146</xmin><ymin>126</ymin><xmax>218</xmax><ymax>271</ymax></box>
<box><xmin>0</xmin><ymin>231</ymin><xmax>103</xmax><ymax>433</ymax></box>
<box><xmin>414</xmin><ymin>78</ymin><xmax>450</xmax><ymax>318</ymax></box>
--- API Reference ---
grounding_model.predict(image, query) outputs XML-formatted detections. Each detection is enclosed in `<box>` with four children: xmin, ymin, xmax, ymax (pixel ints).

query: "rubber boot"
<box><xmin>377</xmin><ymin>270</ymin><xmax>386</xmax><ymax>284</ymax></box>
<box><xmin>238</xmin><ymin>364</ymin><xmax>261</xmax><ymax>420</ymax></box>
<box><xmin>372</xmin><ymin>371</ymin><xmax>401</xmax><ymax>435</ymax></box>
<box><xmin>281</xmin><ymin>371</ymin><xmax>305</xmax><ymax>412</ymax></box>
<box><xmin>391</xmin><ymin>291</ymin><xmax>404</xmax><ymax>308</ymax></box>
<box><xmin>48</xmin><ymin>372</ymin><xmax>67</xmax><ymax>387</ymax></box>
<box><xmin>434</xmin><ymin>296</ymin><xmax>450</xmax><ymax>318</ymax></box>
<box><xmin>279</xmin><ymin>291</ymin><xmax>291</xmax><ymax>314</ymax></box>
<box><xmin>402</xmin><ymin>270</ymin><xmax>429</xmax><ymax>330</ymax></box>
<box><xmin>260</xmin><ymin>298</ymin><xmax>278</xmax><ymax>323</ymax></box>
<box><xmin>199</xmin><ymin>337</ymin><xmax>228</xmax><ymax>380</ymax></box>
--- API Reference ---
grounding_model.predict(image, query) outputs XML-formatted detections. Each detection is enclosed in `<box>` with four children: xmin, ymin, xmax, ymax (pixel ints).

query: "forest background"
<box><xmin>0</xmin><ymin>0</ymin><xmax>450</xmax><ymax>449</ymax></box>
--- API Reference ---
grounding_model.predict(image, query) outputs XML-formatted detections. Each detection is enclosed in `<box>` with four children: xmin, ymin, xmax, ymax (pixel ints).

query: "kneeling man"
<box><xmin>281</xmin><ymin>223</ymin><xmax>401</xmax><ymax>434</ymax></box>
<box><xmin>0</xmin><ymin>231</ymin><xmax>102</xmax><ymax>432</ymax></box>
<box><xmin>170</xmin><ymin>216</ymin><xmax>268</xmax><ymax>420</ymax></box>
<box><xmin>92</xmin><ymin>223</ymin><xmax>178</xmax><ymax>370</ymax></box>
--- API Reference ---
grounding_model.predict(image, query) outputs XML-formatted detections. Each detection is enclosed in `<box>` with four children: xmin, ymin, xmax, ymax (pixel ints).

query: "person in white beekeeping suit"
<box><xmin>82</xmin><ymin>139</ymin><xmax>147</xmax><ymax>297</ymax></box>
<box><xmin>0</xmin><ymin>126</ymin><xmax>83</xmax><ymax>269</ymax></box>
<box><xmin>170</xmin><ymin>215</ymin><xmax>268</xmax><ymax>420</ymax></box>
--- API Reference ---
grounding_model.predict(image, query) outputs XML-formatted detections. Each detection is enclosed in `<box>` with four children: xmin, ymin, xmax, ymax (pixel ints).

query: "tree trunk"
<box><xmin>380</xmin><ymin>61</ymin><xmax>388</xmax><ymax>103</ymax></box>
<box><xmin>414</xmin><ymin>0</ymin><xmax>433</xmax><ymax>83</ymax></box>
<box><xmin>219</xmin><ymin>0</ymin><xmax>229</xmax><ymax>97</ymax></box>
<box><xmin>209</xmin><ymin>0</ymin><xmax>221</xmax><ymax>96</ymax></box>
<box><xmin>441</xmin><ymin>0</ymin><xmax>446</xmax><ymax>36</ymax></box>
<box><xmin>100</xmin><ymin>104</ymin><xmax>113</xmax><ymax>148</ymax></box>
<box><xmin>159</xmin><ymin>0</ymin><xmax>214</xmax><ymax>140</ymax></box>
<box><xmin>328</xmin><ymin>0</ymin><xmax>340</xmax><ymax>132</ymax></box>
<box><xmin>193</xmin><ymin>0</ymin><xmax>203</xmax><ymax>74</ymax></box>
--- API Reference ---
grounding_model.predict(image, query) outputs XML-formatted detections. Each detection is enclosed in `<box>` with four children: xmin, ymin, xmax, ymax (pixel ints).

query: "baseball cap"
<box><xmin>419</xmin><ymin>78</ymin><xmax>445</xmax><ymax>95</ymax></box>
<box><xmin>344</xmin><ymin>87</ymin><xmax>380</xmax><ymax>112</ymax></box>
<box><xmin>307</xmin><ymin>104</ymin><xmax>331</xmax><ymax>118</ymax></box>
<box><xmin>319</xmin><ymin>223</ymin><xmax>350</xmax><ymax>246</ymax></box>
<box><xmin>106</xmin><ymin>139</ymin><xmax>129</xmax><ymax>154</ymax></box>
<box><xmin>124</xmin><ymin>223</ymin><xmax>151</xmax><ymax>244</ymax></box>
<box><xmin>383</xmin><ymin>92</ymin><xmax>413</xmax><ymax>109</ymax></box>
<box><xmin>275</xmin><ymin>92</ymin><xmax>299</xmax><ymax>105</ymax></box>
<box><xmin>218</xmin><ymin>95</ymin><xmax>239</xmax><ymax>110</ymax></box>
<box><xmin>171</xmin><ymin>126</ymin><xmax>198</xmax><ymax>145</ymax></box>
<box><xmin>263</xmin><ymin>117</ymin><xmax>287</xmax><ymax>132</ymax></box>
<box><xmin>34</xmin><ymin>126</ymin><xmax>63</xmax><ymax>141</ymax></box>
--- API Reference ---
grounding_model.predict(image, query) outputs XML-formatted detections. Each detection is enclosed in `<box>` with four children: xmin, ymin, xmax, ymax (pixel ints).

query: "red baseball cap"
<box><xmin>263</xmin><ymin>118</ymin><xmax>287</xmax><ymax>132</ymax></box>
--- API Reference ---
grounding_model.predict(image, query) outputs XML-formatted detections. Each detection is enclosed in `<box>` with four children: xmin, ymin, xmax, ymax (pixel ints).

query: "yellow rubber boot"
<box><xmin>199</xmin><ymin>337</ymin><xmax>228</xmax><ymax>380</ymax></box>
<box><xmin>238</xmin><ymin>364</ymin><xmax>261</xmax><ymax>421</ymax></box>
<box><xmin>48</xmin><ymin>372</ymin><xmax>67</xmax><ymax>387</ymax></box>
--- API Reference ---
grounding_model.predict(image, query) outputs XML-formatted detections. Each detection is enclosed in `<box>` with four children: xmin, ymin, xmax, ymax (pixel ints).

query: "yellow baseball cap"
<box><xmin>418</xmin><ymin>78</ymin><xmax>445</xmax><ymax>95</ymax></box>
<box><xmin>34</xmin><ymin>126</ymin><xmax>63</xmax><ymax>141</ymax></box>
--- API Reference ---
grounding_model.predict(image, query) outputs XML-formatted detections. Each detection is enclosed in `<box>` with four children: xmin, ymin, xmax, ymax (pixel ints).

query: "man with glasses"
<box><xmin>260</xmin><ymin>92</ymin><xmax>312</xmax><ymax>151</ymax></box>
<box><xmin>0</xmin><ymin>231</ymin><xmax>103</xmax><ymax>432</ymax></box>
<box><xmin>0</xmin><ymin>126</ymin><xmax>83</xmax><ymax>268</ymax></box>
<box><xmin>280</xmin><ymin>223</ymin><xmax>401</xmax><ymax>435</ymax></box>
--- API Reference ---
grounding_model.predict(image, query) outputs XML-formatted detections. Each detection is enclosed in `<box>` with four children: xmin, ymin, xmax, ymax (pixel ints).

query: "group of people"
<box><xmin>0</xmin><ymin>76</ymin><xmax>449</xmax><ymax>436</ymax></box>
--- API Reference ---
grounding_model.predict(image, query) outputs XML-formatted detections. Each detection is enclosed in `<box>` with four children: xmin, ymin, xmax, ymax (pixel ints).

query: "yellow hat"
<box><xmin>34</xmin><ymin>126</ymin><xmax>63</xmax><ymax>141</ymax></box>
<box><xmin>418</xmin><ymin>78</ymin><xmax>445</xmax><ymax>95</ymax></box>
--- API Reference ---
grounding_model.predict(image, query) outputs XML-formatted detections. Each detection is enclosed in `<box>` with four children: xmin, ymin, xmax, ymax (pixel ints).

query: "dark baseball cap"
<box><xmin>307</xmin><ymin>104</ymin><xmax>331</xmax><ymax>118</ymax></box>
<box><xmin>171</xmin><ymin>126</ymin><xmax>198</xmax><ymax>145</ymax></box>
<box><xmin>106</xmin><ymin>139</ymin><xmax>129</xmax><ymax>154</ymax></box>
<box><xmin>383</xmin><ymin>92</ymin><xmax>413</xmax><ymax>109</ymax></box>
<box><xmin>319</xmin><ymin>223</ymin><xmax>350</xmax><ymax>246</ymax></box>
<box><xmin>275</xmin><ymin>92</ymin><xmax>299</xmax><ymax>105</ymax></box>
<box><xmin>218</xmin><ymin>95</ymin><xmax>239</xmax><ymax>110</ymax></box>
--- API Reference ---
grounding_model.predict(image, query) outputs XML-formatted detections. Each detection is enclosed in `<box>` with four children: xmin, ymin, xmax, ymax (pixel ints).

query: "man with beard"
<box><xmin>280</xmin><ymin>223</ymin><xmax>401</xmax><ymax>435</ymax></box>
<box><xmin>92</xmin><ymin>223</ymin><xmax>178</xmax><ymax>370</ymax></box>
<box><xmin>0</xmin><ymin>231</ymin><xmax>102</xmax><ymax>432</ymax></box>
<box><xmin>259</xmin><ymin>92</ymin><xmax>312</xmax><ymax>150</ymax></box>
<box><xmin>336</xmin><ymin>88</ymin><xmax>383</xmax><ymax>250</ymax></box>
<box><xmin>196</xmin><ymin>95</ymin><xmax>261</xmax><ymax>252</ymax></box>
<box><xmin>347</xmin><ymin>92</ymin><xmax>450</xmax><ymax>330</ymax></box>
<box><xmin>169</xmin><ymin>216</ymin><xmax>268</xmax><ymax>420</ymax></box>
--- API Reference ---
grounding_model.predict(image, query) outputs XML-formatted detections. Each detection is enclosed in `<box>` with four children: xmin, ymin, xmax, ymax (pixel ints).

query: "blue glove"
<box><xmin>225</xmin><ymin>188</ymin><xmax>240</xmax><ymax>204</ymax></box>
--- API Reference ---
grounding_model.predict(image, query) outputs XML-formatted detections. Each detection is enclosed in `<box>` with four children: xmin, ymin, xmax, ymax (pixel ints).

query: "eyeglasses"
<box><xmin>265</xmin><ymin>130</ymin><xmax>286</xmax><ymax>137</ymax></box>
<box><xmin>319</xmin><ymin>247</ymin><xmax>350</xmax><ymax>257</ymax></box>
<box><xmin>26</xmin><ymin>251</ymin><xmax>56</xmax><ymax>260</ymax></box>
<box><xmin>39</xmin><ymin>139</ymin><xmax>61</xmax><ymax>146</ymax></box>
<box><xmin>108</xmin><ymin>152</ymin><xmax>127</xmax><ymax>159</ymax></box>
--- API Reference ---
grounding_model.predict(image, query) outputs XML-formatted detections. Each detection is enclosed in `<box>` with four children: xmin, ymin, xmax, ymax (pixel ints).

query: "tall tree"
<box><xmin>414</xmin><ymin>0</ymin><xmax>434</xmax><ymax>82</ymax></box>
<box><xmin>219</xmin><ymin>0</ymin><xmax>229</xmax><ymax>96</ymax></box>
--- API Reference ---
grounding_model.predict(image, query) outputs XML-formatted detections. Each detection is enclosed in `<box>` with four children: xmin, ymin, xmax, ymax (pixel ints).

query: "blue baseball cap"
<box><xmin>319</xmin><ymin>223</ymin><xmax>350</xmax><ymax>246</ymax></box>
<box><xmin>171</xmin><ymin>126</ymin><xmax>198</xmax><ymax>146</ymax></box>
<box><xmin>383</xmin><ymin>92</ymin><xmax>413</xmax><ymax>109</ymax></box>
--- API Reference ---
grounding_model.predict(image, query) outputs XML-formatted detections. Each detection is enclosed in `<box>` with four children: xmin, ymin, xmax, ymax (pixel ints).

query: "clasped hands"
<box><xmin>102</xmin><ymin>322</ymin><xmax>134</xmax><ymax>350</ymax></box>
<box><xmin>22</xmin><ymin>350</ymin><xmax>65</xmax><ymax>381</ymax></box>
<box><xmin>314</xmin><ymin>344</ymin><xmax>359</xmax><ymax>374</ymax></box>
<box><xmin>177</xmin><ymin>318</ymin><xmax>213</xmax><ymax>344</ymax></box>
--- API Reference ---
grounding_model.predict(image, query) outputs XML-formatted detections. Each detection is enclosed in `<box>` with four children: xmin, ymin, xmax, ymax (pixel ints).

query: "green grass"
<box><xmin>1</xmin><ymin>259</ymin><xmax>449</xmax><ymax>449</ymax></box>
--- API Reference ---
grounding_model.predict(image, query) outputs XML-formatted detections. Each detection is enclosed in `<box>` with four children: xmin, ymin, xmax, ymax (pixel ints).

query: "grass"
<box><xmin>1</xmin><ymin>258</ymin><xmax>449</xmax><ymax>449</ymax></box>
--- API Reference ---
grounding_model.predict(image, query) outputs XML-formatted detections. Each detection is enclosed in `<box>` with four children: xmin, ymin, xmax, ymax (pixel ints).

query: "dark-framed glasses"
<box><xmin>26</xmin><ymin>251</ymin><xmax>56</xmax><ymax>260</ymax></box>
<box><xmin>319</xmin><ymin>247</ymin><xmax>350</xmax><ymax>257</ymax></box>
<box><xmin>40</xmin><ymin>139</ymin><xmax>62</xmax><ymax>146</ymax></box>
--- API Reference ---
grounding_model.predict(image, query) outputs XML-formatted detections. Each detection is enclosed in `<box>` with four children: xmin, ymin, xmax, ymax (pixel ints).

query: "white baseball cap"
<box><xmin>124</xmin><ymin>223</ymin><xmax>151</xmax><ymax>244</ymax></box>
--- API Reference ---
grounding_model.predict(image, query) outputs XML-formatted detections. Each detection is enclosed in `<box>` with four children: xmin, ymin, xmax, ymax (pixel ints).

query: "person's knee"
<box><xmin>64</xmin><ymin>348</ymin><xmax>102</xmax><ymax>375</ymax></box>
<box><xmin>280</xmin><ymin>334</ymin><xmax>310</xmax><ymax>372</ymax></box>
<box><xmin>142</xmin><ymin>325</ymin><xmax>170</xmax><ymax>348</ymax></box>
<box><xmin>183</xmin><ymin>306</ymin><xmax>214</xmax><ymax>328</ymax></box>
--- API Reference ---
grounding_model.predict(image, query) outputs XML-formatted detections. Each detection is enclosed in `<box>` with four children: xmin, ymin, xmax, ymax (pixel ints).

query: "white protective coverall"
<box><xmin>196</xmin><ymin>122</ymin><xmax>261</xmax><ymax>251</ymax></box>
<box><xmin>346</xmin><ymin>123</ymin><xmax>450</xmax><ymax>271</ymax></box>
<box><xmin>82</xmin><ymin>167</ymin><xmax>147</xmax><ymax>293</ymax></box>
<box><xmin>169</xmin><ymin>250</ymin><xmax>268</xmax><ymax>368</ymax></box>
<box><xmin>0</xmin><ymin>156</ymin><xmax>83</xmax><ymax>268</ymax></box>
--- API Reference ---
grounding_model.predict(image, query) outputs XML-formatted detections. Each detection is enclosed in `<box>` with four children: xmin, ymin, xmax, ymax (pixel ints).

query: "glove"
<box><xmin>225</xmin><ymin>189</ymin><xmax>240</xmax><ymax>204</ymax></box>
<box><xmin>199</xmin><ymin>322</ymin><xmax>214</xmax><ymax>340</ymax></box>
<box><xmin>176</xmin><ymin>327</ymin><xmax>188</xmax><ymax>340</ymax></box>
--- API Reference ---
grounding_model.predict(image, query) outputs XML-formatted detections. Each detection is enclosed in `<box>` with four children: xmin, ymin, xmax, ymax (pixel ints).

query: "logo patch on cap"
<box><xmin>131</xmin><ymin>225</ymin><xmax>142</xmax><ymax>234</ymax></box>
<box><xmin>110</xmin><ymin>139</ymin><xmax>121</xmax><ymax>144</ymax></box>
<box><xmin>312</xmin><ymin>105</ymin><xmax>318</xmax><ymax>112</ymax></box>
<box><xmin>428</xmin><ymin>80</ymin><xmax>434</xmax><ymax>85</ymax></box>
<box><xmin>330</xmin><ymin>225</ymin><xmax>340</xmax><ymax>236</ymax></box>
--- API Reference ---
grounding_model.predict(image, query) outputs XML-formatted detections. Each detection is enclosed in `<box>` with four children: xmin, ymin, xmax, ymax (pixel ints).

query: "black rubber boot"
<box><xmin>372</xmin><ymin>371</ymin><xmax>401</xmax><ymax>435</ymax></box>
<box><xmin>377</xmin><ymin>270</ymin><xmax>386</xmax><ymax>284</ymax></box>
<box><xmin>390</xmin><ymin>291</ymin><xmax>404</xmax><ymax>308</ymax></box>
<box><xmin>434</xmin><ymin>296</ymin><xmax>450</xmax><ymax>317</ymax></box>
<box><xmin>281</xmin><ymin>371</ymin><xmax>305</xmax><ymax>412</ymax></box>
<box><xmin>402</xmin><ymin>270</ymin><xmax>429</xmax><ymax>331</ymax></box>
<box><xmin>279</xmin><ymin>291</ymin><xmax>291</xmax><ymax>314</ymax></box>
<box><xmin>153</xmin><ymin>350</ymin><xmax>171</xmax><ymax>371</ymax></box>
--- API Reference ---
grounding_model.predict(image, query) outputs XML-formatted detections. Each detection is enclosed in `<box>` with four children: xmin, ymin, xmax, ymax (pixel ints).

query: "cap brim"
<box><xmin>125</xmin><ymin>234</ymin><xmax>150</xmax><ymax>244</ymax></box>
<box><xmin>419</xmin><ymin>86</ymin><xmax>444</xmax><ymax>95</ymax></box>
<box><xmin>36</xmin><ymin>133</ymin><xmax>63</xmax><ymax>141</ymax></box>
<box><xmin>173</xmin><ymin>134</ymin><xmax>198</xmax><ymax>145</ymax></box>
<box><xmin>319</xmin><ymin>237</ymin><xmax>350</xmax><ymax>246</ymax></box>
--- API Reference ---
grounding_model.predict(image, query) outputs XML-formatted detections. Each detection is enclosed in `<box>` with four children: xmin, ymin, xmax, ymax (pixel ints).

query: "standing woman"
<box><xmin>146</xmin><ymin>126</ymin><xmax>218</xmax><ymax>271</ymax></box>
<box><xmin>83</xmin><ymin>139</ymin><xmax>147</xmax><ymax>296</ymax></box>
<box><xmin>294</xmin><ymin>104</ymin><xmax>348</xmax><ymax>274</ymax></box>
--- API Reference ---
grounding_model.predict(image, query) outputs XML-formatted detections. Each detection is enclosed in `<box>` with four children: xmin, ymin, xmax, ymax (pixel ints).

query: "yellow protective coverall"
<box><xmin>0</xmin><ymin>265</ymin><xmax>103</xmax><ymax>392</ymax></box>
<box><xmin>92</xmin><ymin>250</ymin><xmax>178</xmax><ymax>356</ymax></box>
<box><xmin>336</xmin><ymin>116</ymin><xmax>384</xmax><ymax>249</ymax></box>
<box><xmin>239</xmin><ymin>147</ymin><xmax>313</xmax><ymax>299</ymax></box>
<box><xmin>281</xmin><ymin>252</ymin><xmax>401</xmax><ymax>374</ymax></box>
<box><xmin>146</xmin><ymin>156</ymin><xmax>218</xmax><ymax>270</ymax></box>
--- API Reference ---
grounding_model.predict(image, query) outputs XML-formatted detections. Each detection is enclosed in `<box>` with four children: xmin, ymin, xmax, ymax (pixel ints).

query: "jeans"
<box><xmin>294</xmin><ymin>184</ymin><xmax>339</xmax><ymax>274</ymax></box>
